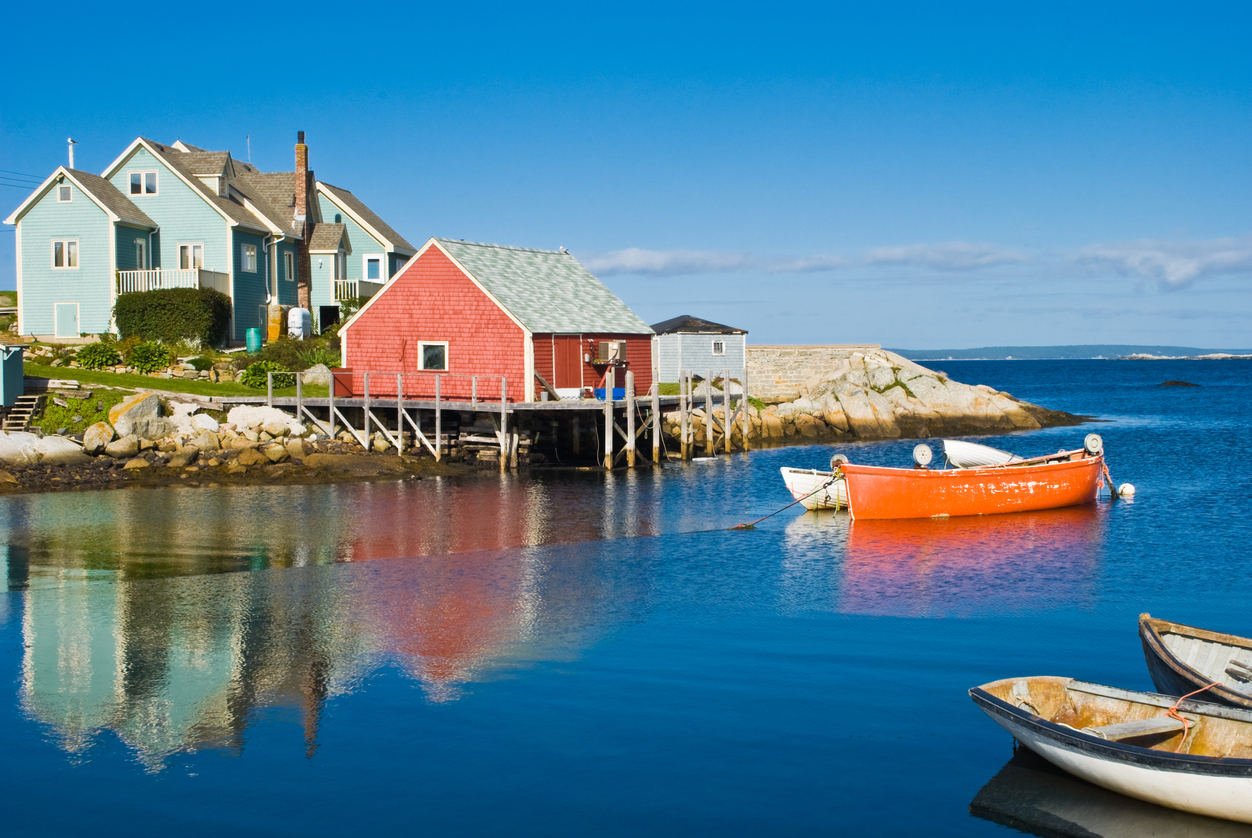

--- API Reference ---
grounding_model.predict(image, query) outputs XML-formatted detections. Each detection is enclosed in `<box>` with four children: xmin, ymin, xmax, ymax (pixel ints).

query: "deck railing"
<box><xmin>333</xmin><ymin>278</ymin><xmax>384</xmax><ymax>301</ymax></box>
<box><xmin>116</xmin><ymin>269</ymin><xmax>229</xmax><ymax>295</ymax></box>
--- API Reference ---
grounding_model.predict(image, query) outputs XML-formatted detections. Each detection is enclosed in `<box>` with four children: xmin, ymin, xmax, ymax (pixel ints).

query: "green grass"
<box><xmin>34</xmin><ymin>389</ymin><xmax>130</xmax><ymax>436</ymax></box>
<box><xmin>657</xmin><ymin>382</ymin><xmax>681</xmax><ymax>396</ymax></box>
<box><xmin>24</xmin><ymin>363</ymin><xmax>329</xmax><ymax>399</ymax></box>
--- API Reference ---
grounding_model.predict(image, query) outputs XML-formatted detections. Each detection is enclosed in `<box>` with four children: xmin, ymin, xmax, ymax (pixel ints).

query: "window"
<box><xmin>178</xmin><ymin>243</ymin><xmax>203</xmax><ymax>270</ymax></box>
<box><xmin>242</xmin><ymin>244</ymin><xmax>257</xmax><ymax>273</ymax></box>
<box><xmin>51</xmin><ymin>239</ymin><xmax>78</xmax><ymax>269</ymax></box>
<box><xmin>712</xmin><ymin>339</ymin><xmax>726</xmax><ymax>356</ymax></box>
<box><xmin>134</xmin><ymin>239</ymin><xmax>146</xmax><ymax>270</ymax></box>
<box><xmin>335</xmin><ymin>252</ymin><xmax>345</xmax><ymax>280</ymax></box>
<box><xmin>419</xmin><ymin>341</ymin><xmax>448</xmax><ymax>371</ymax></box>
<box><xmin>129</xmin><ymin>171</ymin><xmax>158</xmax><ymax>195</ymax></box>
<box><xmin>284</xmin><ymin>252</ymin><xmax>294</xmax><ymax>282</ymax></box>
<box><xmin>365</xmin><ymin>255</ymin><xmax>382</xmax><ymax>281</ymax></box>
<box><xmin>57</xmin><ymin>185</ymin><xmax>71</xmax><ymax>202</ymax></box>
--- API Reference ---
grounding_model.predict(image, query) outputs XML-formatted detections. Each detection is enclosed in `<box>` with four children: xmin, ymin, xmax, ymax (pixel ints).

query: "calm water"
<box><xmin>1</xmin><ymin>360</ymin><xmax>1250</xmax><ymax>836</ymax></box>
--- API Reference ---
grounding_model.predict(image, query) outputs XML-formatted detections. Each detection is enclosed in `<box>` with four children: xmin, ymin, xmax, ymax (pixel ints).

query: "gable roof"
<box><xmin>180</xmin><ymin>151</ymin><xmax>231</xmax><ymax>176</ymax></box>
<box><xmin>308</xmin><ymin>222</ymin><xmax>349</xmax><ymax>252</ymax></box>
<box><xmin>651</xmin><ymin>314</ymin><xmax>747</xmax><ymax>335</ymax></box>
<box><xmin>229</xmin><ymin>171</ymin><xmax>300</xmax><ymax>236</ymax></box>
<box><xmin>436</xmin><ymin>239</ymin><xmax>653</xmax><ymax>334</ymax></box>
<box><xmin>317</xmin><ymin>182</ymin><xmax>415</xmax><ymax>253</ymax></box>
<box><xmin>4</xmin><ymin>167</ymin><xmax>156</xmax><ymax>228</ymax></box>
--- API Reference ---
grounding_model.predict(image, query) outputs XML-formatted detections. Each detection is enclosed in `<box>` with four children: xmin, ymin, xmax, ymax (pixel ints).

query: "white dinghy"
<box><xmin>942</xmin><ymin>439</ymin><xmax>1023</xmax><ymax>469</ymax></box>
<box><xmin>971</xmin><ymin>676</ymin><xmax>1252</xmax><ymax>824</ymax></box>
<box><xmin>779</xmin><ymin>456</ymin><xmax>848</xmax><ymax>510</ymax></box>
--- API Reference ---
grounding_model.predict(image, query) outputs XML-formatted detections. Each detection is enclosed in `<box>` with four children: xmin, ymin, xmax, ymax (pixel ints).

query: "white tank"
<box><xmin>288</xmin><ymin>307</ymin><xmax>312</xmax><ymax>339</ymax></box>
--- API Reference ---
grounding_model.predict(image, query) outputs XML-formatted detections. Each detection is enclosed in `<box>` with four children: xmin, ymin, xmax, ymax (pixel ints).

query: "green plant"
<box><xmin>748</xmin><ymin>395</ymin><xmax>766</xmax><ymax>411</ymax></box>
<box><xmin>33</xmin><ymin>388</ymin><xmax>130</xmax><ymax>436</ymax></box>
<box><xmin>339</xmin><ymin>295</ymin><xmax>370</xmax><ymax>322</ymax></box>
<box><xmin>128</xmin><ymin>341</ymin><xmax>174</xmax><ymax>374</ymax></box>
<box><xmin>114</xmin><ymin>287</ymin><xmax>233</xmax><ymax>346</ymax></box>
<box><xmin>76</xmin><ymin>342</ymin><xmax>122</xmax><ymax>370</ymax></box>
<box><xmin>240</xmin><ymin>360</ymin><xmax>295</xmax><ymax>389</ymax></box>
<box><xmin>297</xmin><ymin>346</ymin><xmax>340</xmax><ymax>368</ymax></box>
<box><xmin>186</xmin><ymin>356</ymin><xmax>214</xmax><ymax>371</ymax></box>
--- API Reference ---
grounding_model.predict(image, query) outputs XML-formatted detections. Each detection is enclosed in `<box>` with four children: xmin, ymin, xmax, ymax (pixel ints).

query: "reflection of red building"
<box><xmin>839</xmin><ymin>505</ymin><xmax>1104</xmax><ymax>617</ymax></box>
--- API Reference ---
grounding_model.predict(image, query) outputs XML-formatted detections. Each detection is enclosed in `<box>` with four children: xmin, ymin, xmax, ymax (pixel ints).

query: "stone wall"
<box><xmin>746</xmin><ymin>345</ymin><xmax>881</xmax><ymax>403</ymax></box>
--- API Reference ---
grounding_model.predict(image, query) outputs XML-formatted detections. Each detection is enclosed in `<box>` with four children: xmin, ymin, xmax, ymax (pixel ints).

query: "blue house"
<box><xmin>4</xmin><ymin>133</ymin><xmax>414</xmax><ymax>342</ymax></box>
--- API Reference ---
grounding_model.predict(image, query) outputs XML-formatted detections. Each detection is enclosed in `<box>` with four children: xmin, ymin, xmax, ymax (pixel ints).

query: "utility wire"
<box><xmin>0</xmin><ymin>169</ymin><xmax>44</xmax><ymax>179</ymax></box>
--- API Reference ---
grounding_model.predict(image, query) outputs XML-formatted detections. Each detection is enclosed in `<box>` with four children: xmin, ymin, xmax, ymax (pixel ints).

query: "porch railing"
<box><xmin>116</xmin><ymin>269</ymin><xmax>229</xmax><ymax>295</ymax></box>
<box><xmin>334</xmin><ymin>278</ymin><xmax>384</xmax><ymax>301</ymax></box>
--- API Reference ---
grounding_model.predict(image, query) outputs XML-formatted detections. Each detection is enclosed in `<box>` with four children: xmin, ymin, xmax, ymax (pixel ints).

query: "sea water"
<box><xmin>0</xmin><ymin>360</ymin><xmax>1248</xmax><ymax>836</ymax></box>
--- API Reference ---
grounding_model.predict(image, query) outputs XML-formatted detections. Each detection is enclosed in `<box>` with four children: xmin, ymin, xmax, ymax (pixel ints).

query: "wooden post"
<box><xmin>510</xmin><ymin>431</ymin><xmax>519</xmax><ymax>470</ymax></box>
<box><xmin>572</xmin><ymin>415</ymin><xmax>581</xmax><ymax>455</ymax></box>
<box><xmin>396</xmin><ymin>373</ymin><xmax>404</xmax><ymax>453</ymax></box>
<box><xmin>626</xmin><ymin>370</ymin><xmax>636</xmax><ymax>467</ymax></box>
<box><xmin>723</xmin><ymin>367</ymin><xmax>732</xmax><ymax>454</ymax></box>
<box><xmin>500</xmin><ymin>376</ymin><xmax>508</xmax><ymax>472</ymax></box>
<box><xmin>705</xmin><ymin>369</ymin><xmax>713</xmax><ymax>454</ymax></box>
<box><xmin>363</xmin><ymin>372</ymin><xmax>371</xmax><ymax>445</ymax></box>
<box><xmin>741</xmin><ymin>367</ymin><xmax>750</xmax><ymax>451</ymax></box>
<box><xmin>603</xmin><ymin>385</ymin><xmax>613</xmax><ymax>469</ymax></box>
<box><xmin>296</xmin><ymin>370</ymin><xmax>303</xmax><ymax>419</ymax></box>
<box><xmin>651</xmin><ymin>378</ymin><xmax>660</xmax><ymax>463</ymax></box>
<box><xmin>434</xmin><ymin>375</ymin><xmax>442</xmax><ymax>461</ymax></box>
<box><xmin>267</xmin><ymin>371</ymin><xmax>273</xmax><ymax>407</ymax></box>
<box><xmin>472</xmin><ymin>375</ymin><xmax>477</xmax><ymax>409</ymax></box>
<box><xmin>329</xmin><ymin>372</ymin><xmax>336</xmax><ymax>438</ymax></box>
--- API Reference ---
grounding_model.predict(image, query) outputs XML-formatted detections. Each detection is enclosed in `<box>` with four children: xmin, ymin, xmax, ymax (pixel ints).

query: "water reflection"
<box><xmin>781</xmin><ymin>505</ymin><xmax>1104</xmax><ymax>617</ymax></box>
<box><xmin>970</xmin><ymin>747</ymin><xmax>1252</xmax><ymax>837</ymax></box>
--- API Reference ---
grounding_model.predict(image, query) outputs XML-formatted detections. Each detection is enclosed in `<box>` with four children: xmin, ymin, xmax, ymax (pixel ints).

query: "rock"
<box><xmin>259</xmin><ymin>431</ymin><xmax>273</xmax><ymax>442</ymax></box>
<box><xmin>236</xmin><ymin>448</ymin><xmax>270</xmax><ymax>466</ymax></box>
<box><xmin>192</xmin><ymin>413</ymin><xmax>219</xmax><ymax>432</ymax></box>
<box><xmin>122</xmin><ymin>458</ymin><xmax>150</xmax><ymax>470</ymax></box>
<box><xmin>286</xmin><ymin>439</ymin><xmax>306</xmax><ymax>461</ymax></box>
<box><xmin>193</xmin><ymin>431</ymin><xmax>220</xmax><ymax>452</ymax></box>
<box><xmin>262</xmin><ymin>420</ymin><xmax>289</xmax><ymax>437</ymax></box>
<box><xmin>761</xmin><ymin>411</ymin><xmax>784</xmax><ymax>439</ymax></box>
<box><xmin>0</xmin><ymin>432</ymin><xmax>40</xmax><ymax>465</ymax></box>
<box><xmin>372</xmin><ymin>434</ymin><xmax>392</xmax><ymax>453</ymax></box>
<box><xmin>227</xmin><ymin>462</ymin><xmax>247</xmax><ymax>475</ymax></box>
<box><xmin>34</xmin><ymin>436</ymin><xmax>91</xmax><ymax>465</ymax></box>
<box><xmin>867</xmin><ymin>365</ymin><xmax>898</xmax><ymax>392</ymax></box>
<box><xmin>834</xmin><ymin>387</ymin><xmax>901</xmax><ymax>438</ymax></box>
<box><xmin>302</xmin><ymin>364</ymin><xmax>332</xmax><ymax>386</ymax></box>
<box><xmin>262</xmin><ymin>444</ymin><xmax>289</xmax><ymax>463</ymax></box>
<box><xmin>104</xmin><ymin>435</ymin><xmax>140</xmax><ymax>459</ymax></box>
<box><xmin>207</xmin><ymin>457</ymin><xmax>222</xmax><ymax>467</ymax></box>
<box><xmin>108</xmin><ymin>393</ymin><xmax>166</xmax><ymax>439</ymax></box>
<box><xmin>226</xmin><ymin>405</ymin><xmax>305</xmax><ymax>436</ymax></box>
<box><xmin>81</xmin><ymin>422</ymin><xmax>115</xmax><ymax>455</ymax></box>
<box><xmin>304</xmin><ymin>453</ymin><xmax>407</xmax><ymax>476</ymax></box>
<box><xmin>793</xmin><ymin>413</ymin><xmax>824</xmax><ymax>437</ymax></box>
<box><xmin>0</xmin><ymin>470</ymin><xmax>17</xmax><ymax>484</ymax></box>
<box><xmin>230</xmin><ymin>437</ymin><xmax>255</xmax><ymax>450</ymax></box>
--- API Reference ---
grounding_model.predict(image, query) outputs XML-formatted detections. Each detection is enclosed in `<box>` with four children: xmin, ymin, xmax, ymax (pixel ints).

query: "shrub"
<box><xmin>186</xmin><ymin>357</ymin><xmax>214</xmax><ymax>371</ymax></box>
<box><xmin>339</xmin><ymin>295</ymin><xmax>370</xmax><ymax>322</ymax></box>
<box><xmin>297</xmin><ymin>346</ymin><xmax>340</xmax><ymax>369</ymax></box>
<box><xmin>76</xmin><ymin>342</ymin><xmax>122</xmax><ymax>370</ymax></box>
<box><xmin>240</xmin><ymin>361</ymin><xmax>295</xmax><ymax>389</ymax></box>
<box><xmin>114</xmin><ymin>287</ymin><xmax>233</xmax><ymax>346</ymax></box>
<box><xmin>128</xmin><ymin>342</ymin><xmax>174</xmax><ymax>374</ymax></box>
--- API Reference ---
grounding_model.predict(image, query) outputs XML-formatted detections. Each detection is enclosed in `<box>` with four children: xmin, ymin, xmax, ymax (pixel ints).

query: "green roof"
<box><xmin>436</xmin><ymin>239</ymin><xmax>653</xmax><ymax>335</ymax></box>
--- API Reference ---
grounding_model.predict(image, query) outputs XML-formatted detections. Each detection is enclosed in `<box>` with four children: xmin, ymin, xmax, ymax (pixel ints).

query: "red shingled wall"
<box><xmin>341</xmin><ymin>245</ymin><xmax>527</xmax><ymax>401</ymax></box>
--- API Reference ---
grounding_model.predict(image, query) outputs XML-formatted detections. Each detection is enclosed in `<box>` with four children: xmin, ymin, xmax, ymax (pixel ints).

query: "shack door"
<box><xmin>552</xmin><ymin>335</ymin><xmax>583</xmax><ymax>390</ymax></box>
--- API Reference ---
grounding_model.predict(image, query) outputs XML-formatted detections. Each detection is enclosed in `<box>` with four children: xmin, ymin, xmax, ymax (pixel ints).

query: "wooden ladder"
<box><xmin>2</xmin><ymin>395</ymin><xmax>44</xmax><ymax>432</ymax></box>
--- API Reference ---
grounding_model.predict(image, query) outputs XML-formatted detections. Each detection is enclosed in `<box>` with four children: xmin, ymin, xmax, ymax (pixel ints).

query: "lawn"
<box><xmin>24</xmin><ymin>363</ymin><xmax>329</xmax><ymax>400</ymax></box>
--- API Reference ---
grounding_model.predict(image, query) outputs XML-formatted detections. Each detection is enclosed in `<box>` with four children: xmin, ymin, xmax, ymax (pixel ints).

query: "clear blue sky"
<box><xmin>3</xmin><ymin>2</ymin><xmax>1249</xmax><ymax>348</ymax></box>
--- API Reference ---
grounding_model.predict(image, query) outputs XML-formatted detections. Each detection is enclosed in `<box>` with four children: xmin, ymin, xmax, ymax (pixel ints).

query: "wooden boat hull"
<box><xmin>1140</xmin><ymin>615</ymin><xmax>1252</xmax><ymax>711</ymax></box>
<box><xmin>779</xmin><ymin>467</ymin><xmax>847</xmax><ymax>510</ymax></box>
<box><xmin>971</xmin><ymin>676</ymin><xmax>1252</xmax><ymax>823</ymax></box>
<box><xmin>840</xmin><ymin>454</ymin><xmax>1102</xmax><ymax>519</ymax></box>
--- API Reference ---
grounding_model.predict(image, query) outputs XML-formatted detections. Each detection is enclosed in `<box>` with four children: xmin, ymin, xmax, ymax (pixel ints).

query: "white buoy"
<box><xmin>1118</xmin><ymin>483</ymin><xmax>1136</xmax><ymax>497</ymax></box>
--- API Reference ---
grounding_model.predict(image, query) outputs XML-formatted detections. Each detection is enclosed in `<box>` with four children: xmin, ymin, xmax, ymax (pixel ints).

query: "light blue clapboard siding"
<box><xmin>275</xmin><ymin>240</ymin><xmax>298</xmax><ymax>307</ymax></box>
<box><xmin>655</xmin><ymin>333</ymin><xmax>746</xmax><ymax>382</ymax></box>
<box><xmin>309</xmin><ymin>251</ymin><xmax>336</xmax><ymax>319</ymax></box>
<box><xmin>389</xmin><ymin>252</ymin><xmax>409</xmax><ymax>278</ymax></box>
<box><xmin>232</xmin><ymin>230</ymin><xmax>268</xmax><ymax>340</ymax></box>
<box><xmin>107</xmin><ymin>148</ymin><xmax>230</xmax><ymax>274</ymax></box>
<box><xmin>18</xmin><ymin>182</ymin><xmax>113</xmax><ymax>337</ymax></box>
<box><xmin>115</xmin><ymin>224</ymin><xmax>151</xmax><ymax>272</ymax></box>
<box><xmin>315</xmin><ymin>193</ymin><xmax>385</xmax><ymax>279</ymax></box>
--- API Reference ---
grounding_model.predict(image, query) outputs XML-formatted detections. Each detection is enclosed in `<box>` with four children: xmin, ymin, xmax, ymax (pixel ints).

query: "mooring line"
<box><xmin>728</xmin><ymin>473</ymin><xmax>840</xmax><ymax>531</ymax></box>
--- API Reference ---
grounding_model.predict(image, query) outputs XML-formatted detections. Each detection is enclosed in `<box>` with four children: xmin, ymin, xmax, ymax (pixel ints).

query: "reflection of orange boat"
<box><xmin>839</xmin><ymin>447</ymin><xmax>1104</xmax><ymax>520</ymax></box>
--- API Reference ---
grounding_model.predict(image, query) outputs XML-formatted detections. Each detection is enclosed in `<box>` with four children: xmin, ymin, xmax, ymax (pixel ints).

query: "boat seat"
<box><xmin>1226</xmin><ymin>659</ymin><xmax>1252</xmax><ymax>683</ymax></box>
<box><xmin>1084</xmin><ymin>715</ymin><xmax>1193</xmax><ymax>742</ymax></box>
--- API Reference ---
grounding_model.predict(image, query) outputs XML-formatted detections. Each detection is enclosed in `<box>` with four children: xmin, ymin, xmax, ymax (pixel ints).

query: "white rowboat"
<box><xmin>779</xmin><ymin>467</ymin><xmax>848</xmax><ymax>510</ymax></box>
<box><xmin>942</xmin><ymin>439</ymin><xmax>1023</xmax><ymax>468</ymax></box>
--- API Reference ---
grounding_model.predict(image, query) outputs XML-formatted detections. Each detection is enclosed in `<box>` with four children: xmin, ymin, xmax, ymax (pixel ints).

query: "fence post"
<box><xmin>329</xmin><ymin>372</ymin><xmax>336</xmax><ymax>438</ymax></box>
<box><xmin>267</xmin><ymin>371</ymin><xmax>273</xmax><ymax>407</ymax></box>
<box><xmin>472</xmin><ymin>375</ymin><xmax>477</xmax><ymax>409</ymax></box>
<box><xmin>396</xmin><ymin>373</ymin><xmax>404</xmax><ymax>453</ymax></box>
<box><xmin>500</xmin><ymin>376</ymin><xmax>508</xmax><ymax>472</ymax></box>
<box><xmin>705</xmin><ymin>369</ymin><xmax>713</xmax><ymax>454</ymax></box>
<box><xmin>741</xmin><ymin>367</ymin><xmax>750</xmax><ymax>450</ymax></box>
<box><xmin>296</xmin><ymin>369</ymin><xmax>303</xmax><ymax>421</ymax></box>
<box><xmin>435</xmin><ymin>375</ymin><xmax>442</xmax><ymax>462</ymax></box>
<box><xmin>651</xmin><ymin>378</ymin><xmax>660</xmax><ymax>463</ymax></box>
<box><xmin>626</xmin><ymin>370</ymin><xmax>636</xmax><ymax>468</ymax></box>
<box><xmin>723</xmin><ymin>367</ymin><xmax>731</xmax><ymax>454</ymax></box>
<box><xmin>363</xmin><ymin>372</ymin><xmax>371</xmax><ymax>446</ymax></box>
<box><xmin>603</xmin><ymin>385</ymin><xmax>614</xmax><ymax>470</ymax></box>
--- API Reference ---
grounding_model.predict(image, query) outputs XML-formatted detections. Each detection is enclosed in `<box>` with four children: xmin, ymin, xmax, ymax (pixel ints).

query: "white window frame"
<box><xmin>418</xmin><ymin>341</ymin><xmax>449</xmax><ymax>371</ymax></box>
<box><xmin>51</xmin><ymin>239</ymin><xmax>79</xmax><ymax>269</ymax></box>
<box><xmin>284</xmin><ymin>251</ymin><xmax>294</xmax><ymax>282</ymax></box>
<box><xmin>178</xmin><ymin>243</ymin><xmax>204</xmax><ymax>270</ymax></box>
<box><xmin>242</xmin><ymin>244</ymin><xmax>258</xmax><ymax>273</ymax></box>
<box><xmin>53</xmin><ymin>302</ymin><xmax>80</xmax><ymax>339</ymax></box>
<box><xmin>334</xmin><ymin>252</ymin><xmax>345</xmax><ymax>280</ymax></box>
<box><xmin>134</xmin><ymin>239</ymin><xmax>147</xmax><ymax>270</ymax></box>
<box><xmin>711</xmin><ymin>339</ymin><xmax>726</xmax><ymax>356</ymax></box>
<box><xmin>57</xmin><ymin>185</ymin><xmax>72</xmax><ymax>203</ymax></box>
<box><xmin>364</xmin><ymin>254</ymin><xmax>383</xmax><ymax>282</ymax></box>
<box><xmin>129</xmin><ymin>171</ymin><xmax>158</xmax><ymax>196</ymax></box>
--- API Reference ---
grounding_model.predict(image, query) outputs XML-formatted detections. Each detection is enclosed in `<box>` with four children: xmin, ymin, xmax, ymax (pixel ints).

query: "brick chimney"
<box><xmin>294</xmin><ymin>130</ymin><xmax>308</xmax><ymax>223</ymax></box>
<box><xmin>294</xmin><ymin>130</ymin><xmax>312</xmax><ymax>309</ymax></box>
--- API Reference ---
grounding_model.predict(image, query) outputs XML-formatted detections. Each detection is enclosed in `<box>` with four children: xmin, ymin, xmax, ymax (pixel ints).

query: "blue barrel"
<box><xmin>245</xmin><ymin>328</ymin><xmax>262</xmax><ymax>353</ymax></box>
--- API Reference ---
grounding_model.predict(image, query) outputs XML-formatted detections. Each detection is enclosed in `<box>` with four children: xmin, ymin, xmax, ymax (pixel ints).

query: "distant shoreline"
<box><xmin>891</xmin><ymin>345</ymin><xmax>1252</xmax><ymax>361</ymax></box>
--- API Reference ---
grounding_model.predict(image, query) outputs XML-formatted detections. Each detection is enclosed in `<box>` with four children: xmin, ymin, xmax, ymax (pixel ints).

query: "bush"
<box><xmin>186</xmin><ymin>357</ymin><xmax>214</xmax><ymax>371</ymax></box>
<box><xmin>240</xmin><ymin>361</ymin><xmax>295</xmax><ymax>389</ymax></box>
<box><xmin>297</xmin><ymin>346</ymin><xmax>340</xmax><ymax>369</ymax></box>
<box><xmin>114</xmin><ymin>287</ymin><xmax>233</xmax><ymax>347</ymax></box>
<box><xmin>339</xmin><ymin>295</ymin><xmax>370</xmax><ymax>322</ymax></box>
<box><xmin>128</xmin><ymin>342</ymin><xmax>174</xmax><ymax>374</ymax></box>
<box><xmin>76</xmin><ymin>342</ymin><xmax>122</xmax><ymax>370</ymax></box>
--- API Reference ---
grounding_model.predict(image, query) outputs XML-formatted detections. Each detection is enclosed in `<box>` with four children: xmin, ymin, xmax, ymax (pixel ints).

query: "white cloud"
<box><xmin>1077</xmin><ymin>235</ymin><xmax>1252</xmax><ymax>287</ymax></box>
<box><xmin>580</xmin><ymin>248</ymin><xmax>756</xmax><ymax>277</ymax></box>
<box><xmin>861</xmin><ymin>241</ymin><xmax>1031</xmax><ymax>271</ymax></box>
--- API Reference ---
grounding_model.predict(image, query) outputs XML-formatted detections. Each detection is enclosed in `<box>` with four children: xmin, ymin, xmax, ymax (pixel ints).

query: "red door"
<box><xmin>552</xmin><ymin>335</ymin><xmax>583</xmax><ymax>389</ymax></box>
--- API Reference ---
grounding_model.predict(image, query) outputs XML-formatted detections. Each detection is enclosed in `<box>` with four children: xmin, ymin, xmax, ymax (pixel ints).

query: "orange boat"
<box><xmin>837</xmin><ymin>436</ymin><xmax>1107</xmax><ymax>520</ymax></box>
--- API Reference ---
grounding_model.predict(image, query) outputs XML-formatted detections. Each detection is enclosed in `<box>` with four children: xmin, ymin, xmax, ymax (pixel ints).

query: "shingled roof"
<box><xmin>308</xmin><ymin>222</ymin><xmax>348</xmax><ymax>252</ymax></box>
<box><xmin>66</xmin><ymin>170</ymin><xmax>157</xmax><ymax>228</ymax></box>
<box><xmin>650</xmin><ymin>314</ymin><xmax>747</xmax><ymax>335</ymax></box>
<box><xmin>319</xmin><ymin>182</ymin><xmax>415</xmax><ymax>253</ymax></box>
<box><xmin>231</xmin><ymin>171</ymin><xmax>301</xmax><ymax>236</ymax></box>
<box><xmin>141</xmin><ymin>139</ymin><xmax>270</xmax><ymax>233</ymax></box>
<box><xmin>436</xmin><ymin>239</ymin><xmax>653</xmax><ymax>335</ymax></box>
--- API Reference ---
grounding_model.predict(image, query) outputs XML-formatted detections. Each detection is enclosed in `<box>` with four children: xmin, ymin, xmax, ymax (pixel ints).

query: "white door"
<box><xmin>54</xmin><ymin>303</ymin><xmax>79</xmax><ymax>339</ymax></box>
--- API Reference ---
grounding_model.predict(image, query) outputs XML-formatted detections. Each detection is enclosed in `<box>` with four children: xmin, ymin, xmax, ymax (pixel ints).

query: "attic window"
<box><xmin>712</xmin><ymin>339</ymin><xmax>726</xmax><ymax>355</ymax></box>
<box><xmin>419</xmin><ymin>341</ymin><xmax>448</xmax><ymax>371</ymax></box>
<box><xmin>57</xmin><ymin>186</ymin><xmax>71</xmax><ymax>202</ymax></box>
<box><xmin>129</xmin><ymin>171</ymin><xmax>158</xmax><ymax>196</ymax></box>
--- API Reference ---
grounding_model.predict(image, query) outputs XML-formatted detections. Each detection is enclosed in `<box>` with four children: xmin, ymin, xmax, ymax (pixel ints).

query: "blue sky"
<box><xmin>2</xmin><ymin>2</ymin><xmax>1249</xmax><ymax>348</ymax></box>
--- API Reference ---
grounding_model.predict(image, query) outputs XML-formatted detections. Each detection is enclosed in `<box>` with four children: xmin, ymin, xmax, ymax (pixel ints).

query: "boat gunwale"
<box><xmin>970</xmin><ymin>679</ymin><xmax>1252</xmax><ymax>778</ymax></box>
<box><xmin>839</xmin><ymin>451</ymin><xmax>1099</xmax><ymax>480</ymax></box>
<box><xmin>1140</xmin><ymin>614</ymin><xmax>1252</xmax><ymax>709</ymax></box>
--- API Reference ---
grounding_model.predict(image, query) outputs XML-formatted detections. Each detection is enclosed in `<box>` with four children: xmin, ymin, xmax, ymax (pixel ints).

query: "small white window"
<box><xmin>178</xmin><ymin>243</ymin><xmax>204</xmax><ymax>270</ymax></box>
<box><xmin>135</xmin><ymin>239</ymin><xmax>146</xmax><ymax>269</ymax></box>
<box><xmin>129</xmin><ymin>171</ymin><xmax>158</xmax><ymax>195</ymax></box>
<box><xmin>57</xmin><ymin>185</ymin><xmax>72</xmax><ymax>202</ymax></box>
<box><xmin>712</xmin><ymin>339</ymin><xmax>726</xmax><ymax>356</ymax></box>
<box><xmin>284</xmin><ymin>252</ymin><xmax>294</xmax><ymax>282</ymax></box>
<box><xmin>51</xmin><ymin>239</ymin><xmax>78</xmax><ymax>269</ymax></box>
<box><xmin>242</xmin><ymin>244</ymin><xmax>257</xmax><ymax>273</ymax></box>
<box><xmin>418</xmin><ymin>341</ymin><xmax>448</xmax><ymax>371</ymax></box>
<box><xmin>334</xmin><ymin>252</ymin><xmax>345</xmax><ymax>280</ymax></box>
<box><xmin>365</xmin><ymin>255</ymin><xmax>382</xmax><ymax>281</ymax></box>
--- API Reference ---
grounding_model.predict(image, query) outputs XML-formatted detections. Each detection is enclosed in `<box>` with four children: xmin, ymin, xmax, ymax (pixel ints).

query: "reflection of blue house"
<box><xmin>5</xmin><ymin>133</ymin><xmax>414</xmax><ymax>342</ymax></box>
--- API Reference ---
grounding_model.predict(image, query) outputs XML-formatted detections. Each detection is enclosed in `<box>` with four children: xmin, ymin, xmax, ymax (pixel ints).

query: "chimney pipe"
<box><xmin>294</xmin><ymin>131</ymin><xmax>308</xmax><ymax>222</ymax></box>
<box><xmin>67</xmin><ymin>138</ymin><xmax>77</xmax><ymax>169</ymax></box>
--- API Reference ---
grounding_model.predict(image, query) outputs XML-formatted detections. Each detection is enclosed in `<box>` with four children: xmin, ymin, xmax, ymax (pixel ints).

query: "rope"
<box><xmin>729</xmin><ymin>471</ymin><xmax>841</xmax><ymax>530</ymax></box>
<box><xmin>1102</xmin><ymin>460</ymin><xmax>1118</xmax><ymax>499</ymax></box>
<box><xmin>1163</xmin><ymin>681</ymin><xmax>1221</xmax><ymax>753</ymax></box>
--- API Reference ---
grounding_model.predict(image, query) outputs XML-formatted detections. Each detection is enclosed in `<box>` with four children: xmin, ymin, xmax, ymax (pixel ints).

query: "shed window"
<box><xmin>284</xmin><ymin>252</ymin><xmax>294</xmax><ymax>282</ymax></box>
<box><xmin>178</xmin><ymin>243</ymin><xmax>203</xmax><ymax>270</ymax></box>
<box><xmin>242</xmin><ymin>244</ymin><xmax>257</xmax><ymax>273</ymax></box>
<box><xmin>135</xmin><ymin>239</ymin><xmax>146</xmax><ymax>269</ymax></box>
<box><xmin>365</xmin><ymin>255</ymin><xmax>382</xmax><ymax>281</ymax></box>
<box><xmin>419</xmin><ymin>341</ymin><xmax>448</xmax><ymax>371</ymax></box>
<box><xmin>57</xmin><ymin>186</ymin><xmax>71</xmax><ymax>202</ymax></box>
<box><xmin>712</xmin><ymin>339</ymin><xmax>726</xmax><ymax>355</ymax></box>
<box><xmin>52</xmin><ymin>239</ymin><xmax>78</xmax><ymax>268</ymax></box>
<box><xmin>129</xmin><ymin>171</ymin><xmax>158</xmax><ymax>195</ymax></box>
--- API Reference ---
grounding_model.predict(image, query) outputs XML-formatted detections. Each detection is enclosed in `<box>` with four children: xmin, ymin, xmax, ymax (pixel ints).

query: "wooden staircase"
<box><xmin>2</xmin><ymin>395</ymin><xmax>44</xmax><ymax>432</ymax></box>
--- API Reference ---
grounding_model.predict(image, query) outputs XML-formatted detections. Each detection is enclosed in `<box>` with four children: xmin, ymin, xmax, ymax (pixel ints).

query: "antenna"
<box><xmin>67</xmin><ymin>138</ymin><xmax>77</xmax><ymax>169</ymax></box>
